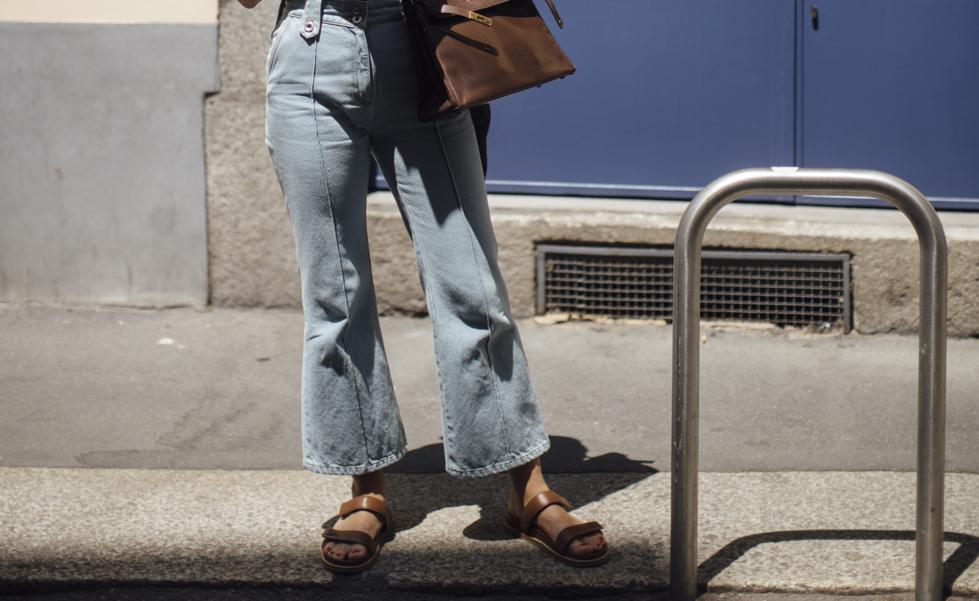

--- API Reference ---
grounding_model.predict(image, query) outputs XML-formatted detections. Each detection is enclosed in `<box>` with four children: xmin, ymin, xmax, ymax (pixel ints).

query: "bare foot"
<box><xmin>507</xmin><ymin>485</ymin><xmax>606</xmax><ymax>558</ymax></box>
<box><xmin>323</xmin><ymin>474</ymin><xmax>387</xmax><ymax>563</ymax></box>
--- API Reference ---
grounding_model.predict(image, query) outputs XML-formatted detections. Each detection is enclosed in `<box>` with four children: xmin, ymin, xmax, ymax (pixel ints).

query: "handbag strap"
<box><xmin>543</xmin><ymin>0</ymin><xmax>564</xmax><ymax>28</ymax></box>
<box><xmin>440</xmin><ymin>0</ymin><xmax>510</xmax><ymax>11</ymax></box>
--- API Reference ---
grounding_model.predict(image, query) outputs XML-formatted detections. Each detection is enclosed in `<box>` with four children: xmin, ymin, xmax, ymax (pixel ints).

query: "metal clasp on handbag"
<box><xmin>466</xmin><ymin>10</ymin><xmax>493</xmax><ymax>26</ymax></box>
<box><xmin>437</xmin><ymin>4</ymin><xmax>493</xmax><ymax>25</ymax></box>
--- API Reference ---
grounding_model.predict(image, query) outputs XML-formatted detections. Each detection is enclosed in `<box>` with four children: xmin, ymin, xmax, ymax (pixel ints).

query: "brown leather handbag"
<box><xmin>401</xmin><ymin>0</ymin><xmax>575</xmax><ymax>120</ymax></box>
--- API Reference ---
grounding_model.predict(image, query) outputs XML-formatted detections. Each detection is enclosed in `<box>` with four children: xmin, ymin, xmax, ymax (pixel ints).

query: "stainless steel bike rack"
<box><xmin>670</xmin><ymin>167</ymin><xmax>948</xmax><ymax>601</ymax></box>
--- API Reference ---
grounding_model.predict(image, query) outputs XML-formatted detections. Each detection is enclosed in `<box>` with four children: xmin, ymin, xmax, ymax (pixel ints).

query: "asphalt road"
<box><xmin>1</xmin><ymin>302</ymin><xmax>977</xmax><ymax>473</ymax></box>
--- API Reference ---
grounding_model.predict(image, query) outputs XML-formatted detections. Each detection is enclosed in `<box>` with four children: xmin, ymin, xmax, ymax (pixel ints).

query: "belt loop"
<box><xmin>301</xmin><ymin>0</ymin><xmax>323</xmax><ymax>40</ymax></box>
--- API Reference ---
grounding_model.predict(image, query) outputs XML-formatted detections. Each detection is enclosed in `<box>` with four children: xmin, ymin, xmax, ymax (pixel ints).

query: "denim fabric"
<box><xmin>265</xmin><ymin>0</ymin><xmax>551</xmax><ymax>478</ymax></box>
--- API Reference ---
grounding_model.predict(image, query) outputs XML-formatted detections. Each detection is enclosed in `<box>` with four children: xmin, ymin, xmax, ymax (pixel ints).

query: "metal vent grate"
<box><xmin>536</xmin><ymin>244</ymin><xmax>850</xmax><ymax>331</ymax></box>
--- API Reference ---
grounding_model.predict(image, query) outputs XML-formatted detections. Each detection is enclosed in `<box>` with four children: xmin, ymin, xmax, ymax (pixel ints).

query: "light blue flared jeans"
<box><xmin>265</xmin><ymin>0</ymin><xmax>551</xmax><ymax>478</ymax></box>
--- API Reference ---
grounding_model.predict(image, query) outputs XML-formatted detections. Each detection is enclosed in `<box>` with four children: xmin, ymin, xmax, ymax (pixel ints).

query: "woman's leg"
<box><xmin>266</xmin><ymin>6</ymin><xmax>411</xmax><ymax>563</ymax></box>
<box><xmin>265</xmin><ymin>10</ymin><xmax>407</xmax><ymax>478</ymax></box>
<box><xmin>368</xmin><ymin>18</ymin><xmax>550</xmax><ymax>480</ymax></box>
<box><xmin>364</xmin><ymin>6</ymin><xmax>606</xmax><ymax>559</ymax></box>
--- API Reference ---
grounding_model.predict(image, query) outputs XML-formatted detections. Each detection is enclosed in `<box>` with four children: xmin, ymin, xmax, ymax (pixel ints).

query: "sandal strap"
<box><xmin>553</xmin><ymin>520</ymin><xmax>604</xmax><ymax>555</ymax></box>
<box><xmin>338</xmin><ymin>494</ymin><xmax>392</xmax><ymax>531</ymax></box>
<box><xmin>520</xmin><ymin>490</ymin><xmax>572</xmax><ymax>534</ymax></box>
<box><xmin>323</xmin><ymin>528</ymin><xmax>377</xmax><ymax>555</ymax></box>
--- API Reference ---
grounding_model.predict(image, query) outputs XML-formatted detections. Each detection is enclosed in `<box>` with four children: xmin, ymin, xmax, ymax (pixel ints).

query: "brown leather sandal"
<box><xmin>320</xmin><ymin>493</ymin><xmax>394</xmax><ymax>574</ymax></box>
<box><xmin>504</xmin><ymin>489</ymin><xmax>609</xmax><ymax>567</ymax></box>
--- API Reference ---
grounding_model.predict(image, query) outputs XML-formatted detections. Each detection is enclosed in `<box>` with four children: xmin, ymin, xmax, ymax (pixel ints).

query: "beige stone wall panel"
<box><xmin>206</xmin><ymin>0</ymin><xmax>299</xmax><ymax>308</ymax></box>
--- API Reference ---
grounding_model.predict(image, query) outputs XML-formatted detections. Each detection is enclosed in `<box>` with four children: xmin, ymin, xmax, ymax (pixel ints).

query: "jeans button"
<box><xmin>304</xmin><ymin>19</ymin><xmax>315</xmax><ymax>32</ymax></box>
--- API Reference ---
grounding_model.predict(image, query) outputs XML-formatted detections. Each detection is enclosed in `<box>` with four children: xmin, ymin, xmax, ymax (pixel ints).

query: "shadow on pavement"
<box><xmin>388</xmin><ymin>434</ymin><xmax>661</xmax><ymax>474</ymax></box>
<box><xmin>697</xmin><ymin>529</ymin><xmax>979</xmax><ymax>600</ymax></box>
<box><xmin>379</xmin><ymin>434</ymin><xmax>659</xmax><ymax>543</ymax></box>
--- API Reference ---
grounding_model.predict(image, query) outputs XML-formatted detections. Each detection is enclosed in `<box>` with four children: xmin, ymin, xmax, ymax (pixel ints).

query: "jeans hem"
<box><xmin>303</xmin><ymin>446</ymin><xmax>407</xmax><ymax>476</ymax></box>
<box><xmin>445</xmin><ymin>435</ymin><xmax>551</xmax><ymax>480</ymax></box>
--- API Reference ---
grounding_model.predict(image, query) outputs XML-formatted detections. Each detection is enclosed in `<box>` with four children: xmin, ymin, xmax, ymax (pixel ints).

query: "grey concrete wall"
<box><xmin>204</xmin><ymin>0</ymin><xmax>979</xmax><ymax>336</ymax></box>
<box><xmin>0</xmin><ymin>23</ymin><xmax>218</xmax><ymax>307</ymax></box>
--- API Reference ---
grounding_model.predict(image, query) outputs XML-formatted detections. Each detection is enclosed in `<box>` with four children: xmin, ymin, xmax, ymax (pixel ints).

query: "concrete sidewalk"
<box><xmin>1</xmin><ymin>468</ymin><xmax>977</xmax><ymax>597</ymax></box>
<box><xmin>2</xmin><ymin>303</ymin><xmax>978</xmax><ymax>597</ymax></box>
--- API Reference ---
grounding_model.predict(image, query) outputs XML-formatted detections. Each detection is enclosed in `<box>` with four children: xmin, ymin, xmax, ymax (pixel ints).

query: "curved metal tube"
<box><xmin>670</xmin><ymin>167</ymin><xmax>948</xmax><ymax>601</ymax></box>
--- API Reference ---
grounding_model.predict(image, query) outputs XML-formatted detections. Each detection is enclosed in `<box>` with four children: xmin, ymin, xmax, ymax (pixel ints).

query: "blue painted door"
<box><xmin>482</xmin><ymin>0</ymin><xmax>796</xmax><ymax>200</ymax></box>
<box><xmin>373</xmin><ymin>1</ymin><xmax>979</xmax><ymax>209</ymax></box>
<box><xmin>798</xmin><ymin>0</ymin><xmax>979</xmax><ymax>209</ymax></box>
<box><xmin>374</xmin><ymin>1</ymin><xmax>797</xmax><ymax>202</ymax></box>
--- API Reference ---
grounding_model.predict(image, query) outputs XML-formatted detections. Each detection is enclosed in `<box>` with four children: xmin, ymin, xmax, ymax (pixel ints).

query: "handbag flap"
<box><xmin>418</xmin><ymin>0</ymin><xmax>515</xmax><ymax>16</ymax></box>
<box><xmin>417</xmin><ymin>0</ymin><xmax>564</xmax><ymax>28</ymax></box>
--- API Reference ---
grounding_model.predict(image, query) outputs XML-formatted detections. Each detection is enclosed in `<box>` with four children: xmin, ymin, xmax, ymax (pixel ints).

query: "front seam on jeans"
<box><xmin>310</xmin><ymin>36</ymin><xmax>372</xmax><ymax>466</ymax></box>
<box><xmin>433</xmin><ymin>116</ymin><xmax>512</xmax><ymax>458</ymax></box>
<box><xmin>382</xmin><ymin>156</ymin><xmax>454</xmax><ymax>449</ymax></box>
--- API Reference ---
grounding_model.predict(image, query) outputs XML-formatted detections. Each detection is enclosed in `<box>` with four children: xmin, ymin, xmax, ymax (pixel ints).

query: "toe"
<box><xmin>569</xmin><ymin>536</ymin><xmax>596</xmax><ymax>557</ymax></box>
<box><xmin>330</xmin><ymin>542</ymin><xmax>349</xmax><ymax>559</ymax></box>
<box><xmin>571</xmin><ymin>532</ymin><xmax>605</xmax><ymax>556</ymax></box>
<box><xmin>347</xmin><ymin>544</ymin><xmax>366</xmax><ymax>560</ymax></box>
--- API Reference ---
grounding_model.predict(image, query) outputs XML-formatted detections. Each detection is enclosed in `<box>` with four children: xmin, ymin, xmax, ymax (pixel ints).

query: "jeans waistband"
<box><xmin>284</xmin><ymin>0</ymin><xmax>404</xmax><ymax>27</ymax></box>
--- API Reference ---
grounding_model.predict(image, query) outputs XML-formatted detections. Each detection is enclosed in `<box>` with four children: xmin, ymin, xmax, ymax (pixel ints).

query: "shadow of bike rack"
<box><xmin>670</xmin><ymin>167</ymin><xmax>949</xmax><ymax>601</ymax></box>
